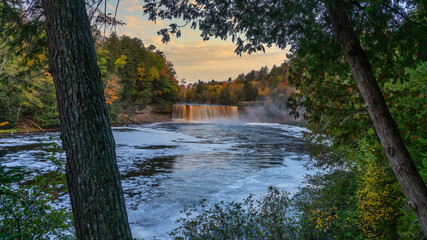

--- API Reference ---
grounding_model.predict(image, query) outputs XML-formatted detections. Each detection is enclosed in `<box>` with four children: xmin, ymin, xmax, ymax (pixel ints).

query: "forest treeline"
<box><xmin>180</xmin><ymin>64</ymin><xmax>293</xmax><ymax>108</ymax></box>
<box><xmin>0</xmin><ymin>26</ymin><xmax>296</xmax><ymax>130</ymax></box>
<box><xmin>0</xmin><ymin>30</ymin><xmax>180</xmax><ymax>129</ymax></box>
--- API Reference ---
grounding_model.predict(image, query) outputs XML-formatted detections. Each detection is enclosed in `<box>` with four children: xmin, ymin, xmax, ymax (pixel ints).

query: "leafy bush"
<box><xmin>170</xmin><ymin>186</ymin><xmax>298</xmax><ymax>240</ymax></box>
<box><xmin>0</xmin><ymin>139</ymin><xmax>74</xmax><ymax>239</ymax></box>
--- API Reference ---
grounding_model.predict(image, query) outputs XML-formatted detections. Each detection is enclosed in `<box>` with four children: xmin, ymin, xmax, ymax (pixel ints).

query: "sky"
<box><xmin>107</xmin><ymin>0</ymin><xmax>288</xmax><ymax>84</ymax></box>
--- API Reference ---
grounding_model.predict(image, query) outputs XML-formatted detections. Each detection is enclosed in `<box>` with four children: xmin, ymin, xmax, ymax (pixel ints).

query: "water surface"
<box><xmin>0</xmin><ymin>122</ymin><xmax>311</xmax><ymax>239</ymax></box>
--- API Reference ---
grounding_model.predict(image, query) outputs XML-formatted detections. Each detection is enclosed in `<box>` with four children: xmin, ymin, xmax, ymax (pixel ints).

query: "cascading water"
<box><xmin>172</xmin><ymin>104</ymin><xmax>238</xmax><ymax>122</ymax></box>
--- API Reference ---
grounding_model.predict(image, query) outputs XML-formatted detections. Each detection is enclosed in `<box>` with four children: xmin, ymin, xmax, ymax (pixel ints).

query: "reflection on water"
<box><xmin>121</xmin><ymin>156</ymin><xmax>176</xmax><ymax>179</ymax></box>
<box><xmin>0</xmin><ymin>122</ymin><xmax>311</xmax><ymax>239</ymax></box>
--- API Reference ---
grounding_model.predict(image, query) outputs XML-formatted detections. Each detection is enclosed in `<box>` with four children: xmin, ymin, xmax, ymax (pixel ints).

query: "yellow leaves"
<box><xmin>137</xmin><ymin>62</ymin><xmax>146</xmax><ymax>80</ymax></box>
<box><xmin>257</xmin><ymin>86</ymin><xmax>270</xmax><ymax>96</ymax></box>
<box><xmin>147</xmin><ymin>66</ymin><xmax>160</xmax><ymax>82</ymax></box>
<box><xmin>0</xmin><ymin>121</ymin><xmax>9</xmax><ymax>127</ymax></box>
<box><xmin>153</xmin><ymin>90</ymin><xmax>162</xmax><ymax>96</ymax></box>
<box><xmin>310</xmin><ymin>204</ymin><xmax>338</xmax><ymax>232</ymax></box>
<box><xmin>22</xmin><ymin>53</ymin><xmax>48</xmax><ymax>68</ymax></box>
<box><xmin>356</xmin><ymin>150</ymin><xmax>402</xmax><ymax>239</ymax></box>
<box><xmin>114</xmin><ymin>55</ymin><xmax>127</xmax><ymax>70</ymax></box>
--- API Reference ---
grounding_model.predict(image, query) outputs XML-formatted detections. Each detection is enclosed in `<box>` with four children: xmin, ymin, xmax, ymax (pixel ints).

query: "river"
<box><xmin>0</xmin><ymin>122</ymin><xmax>311</xmax><ymax>239</ymax></box>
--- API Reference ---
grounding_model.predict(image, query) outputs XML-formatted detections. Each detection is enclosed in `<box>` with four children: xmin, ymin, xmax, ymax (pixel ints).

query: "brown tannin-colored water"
<box><xmin>172</xmin><ymin>104</ymin><xmax>238</xmax><ymax>122</ymax></box>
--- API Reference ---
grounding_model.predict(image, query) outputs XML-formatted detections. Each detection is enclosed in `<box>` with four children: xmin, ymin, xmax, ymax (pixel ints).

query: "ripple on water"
<box><xmin>0</xmin><ymin>122</ymin><xmax>313</xmax><ymax>239</ymax></box>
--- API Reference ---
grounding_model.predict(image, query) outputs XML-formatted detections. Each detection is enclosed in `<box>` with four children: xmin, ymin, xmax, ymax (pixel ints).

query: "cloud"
<box><xmin>119</xmin><ymin>0</ymin><xmax>142</xmax><ymax>12</ymax></box>
<box><xmin>159</xmin><ymin>40</ymin><xmax>287</xmax><ymax>82</ymax></box>
<box><xmin>123</xmin><ymin>0</ymin><xmax>139</xmax><ymax>4</ymax></box>
<box><xmin>119</xmin><ymin>30</ymin><xmax>287</xmax><ymax>83</ymax></box>
<box><xmin>113</xmin><ymin>5</ymin><xmax>288</xmax><ymax>83</ymax></box>
<box><xmin>147</xmin><ymin>36</ymin><xmax>164</xmax><ymax>46</ymax></box>
<box><xmin>107</xmin><ymin>3</ymin><xmax>115</xmax><ymax>11</ymax></box>
<box><xmin>123</xmin><ymin>16</ymin><xmax>147</xmax><ymax>31</ymax></box>
<box><xmin>123</xmin><ymin>16</ymin><xmax>166</xmax><ymax>29</ymax></box>
<box><xmin>121</xmin><ymin>4</ymin><xmax>142</xmax><ymax>13</ymax></box>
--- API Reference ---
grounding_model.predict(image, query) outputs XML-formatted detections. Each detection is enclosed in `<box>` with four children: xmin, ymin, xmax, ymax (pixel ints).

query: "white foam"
<box><xmin>245</xmin><ymin>122</ymin><xmax>309</xmax><ymax>137</ymax></box>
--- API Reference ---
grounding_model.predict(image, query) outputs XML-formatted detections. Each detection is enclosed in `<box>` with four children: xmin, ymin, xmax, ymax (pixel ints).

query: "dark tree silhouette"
<box><xmin>42</xmin><ymin>0</ymin><xmax>132</xmax><ymax>238</ymax></box>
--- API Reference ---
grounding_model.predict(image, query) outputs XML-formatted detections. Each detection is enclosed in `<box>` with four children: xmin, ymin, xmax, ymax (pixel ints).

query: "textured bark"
<box><xmin>326</xmin><ymin>0</ymin><xmax>427</xmax><ymax>234</ymax></box>
<box><xmin>42</xmin><ymin>0</ymin><xmax>132</xmax><ymax>239</ymax></box>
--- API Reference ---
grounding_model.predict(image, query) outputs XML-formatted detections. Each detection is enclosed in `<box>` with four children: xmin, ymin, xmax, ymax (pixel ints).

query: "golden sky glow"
<box><xmin>108</xmin><ymin>0</ymin><xmax>288</xmax><ymax>83</ymax></box>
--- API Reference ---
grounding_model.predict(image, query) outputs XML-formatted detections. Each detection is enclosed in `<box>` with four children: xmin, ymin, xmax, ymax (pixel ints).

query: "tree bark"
<box><xmin>325</xmin><ymin>0</ymin><xmax>427</xmax><ymax>234</ymax></box>
<box><xmin>42</xmin><ymin>0</ymin><xmax>132</xmax><ymax>239</ymax></box>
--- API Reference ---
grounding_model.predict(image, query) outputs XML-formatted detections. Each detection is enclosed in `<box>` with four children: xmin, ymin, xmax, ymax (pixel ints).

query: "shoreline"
<box><xmin>0</xmin><ymin>105</ymin><xmax>173</xmax><ymax>135</ymax></box>
<box><xmin>0</xmin><ymin>105</ymin><xmax>306</xmax><ymax>134</ymax></box>
<box><xmin>0</xmin><ymin>115</ymin><xmax>172</xmax><ymax>135</ymax></box>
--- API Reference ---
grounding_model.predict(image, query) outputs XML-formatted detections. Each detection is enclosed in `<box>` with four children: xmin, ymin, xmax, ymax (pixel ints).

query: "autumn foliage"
<box><xmin>104</xmin><ymin>74</ymin><xmax>122</xmax><ymax>105</ymax></box>
<box><xmin>180</xmin><ymin>64</ymin><xmax>293</xmax><ymax>108</ymax></box>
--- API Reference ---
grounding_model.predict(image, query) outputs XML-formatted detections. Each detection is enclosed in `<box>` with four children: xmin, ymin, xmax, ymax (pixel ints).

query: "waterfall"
<box><xmin>172</xmin><ymin>104</ymin><xmax>239</xmax><ymax>122</ymax></box>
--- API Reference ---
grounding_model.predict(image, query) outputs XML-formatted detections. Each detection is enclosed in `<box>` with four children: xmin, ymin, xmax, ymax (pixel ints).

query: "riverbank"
<box><xmin>116</xmin><ymin>105</ymin><xmax>171</xmax><ymax>125</ymax></box>
<box><xmin>0</xmin><ymin>105</ymin><xmax>172</xmax><ymax>134</ymax></box>
<box><xmin>0</xmin><ymin>104</ymin><xmax>306</xmax><ymax>134</ymax></box>
<box><xmin>0</xmin><ymin>128</ymin><xmax>56</xmax><ymax>134</ymax></box>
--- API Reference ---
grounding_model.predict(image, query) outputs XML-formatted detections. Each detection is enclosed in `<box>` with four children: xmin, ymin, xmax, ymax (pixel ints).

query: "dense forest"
<box><xmin>287</xmin><ymin>60</ymin><xmax>427</xmax><ymax>239</ymax></box>
<box><xmin>0</xmin><ymin>29</ymin><xmax>180</xmax><ymax>130</ymax></box>
<box><xmin>180</xmin><ymin>64</ymin><xmax>293</xmax><ymax>108</ymax></box>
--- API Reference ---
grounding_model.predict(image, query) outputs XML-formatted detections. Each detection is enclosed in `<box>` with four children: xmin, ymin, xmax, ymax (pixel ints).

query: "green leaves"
<box><xmin>143</xmin><ymin>0</ymin><xmax>323</xmax><ymax>55</ymax></box>
<box><xmin>0</xmin><ymin>140</ymin><xmax>74</xmax><ymax>239</ymax></box>
<box><xmin>171</xmin><ymin>187</ymin><xmax>298</xmax><ymax>240</ymax></box>
<box><xmin>101</xmin><ymin>34</ymin><xmax>180</xmax><ymax>109</ymax></box>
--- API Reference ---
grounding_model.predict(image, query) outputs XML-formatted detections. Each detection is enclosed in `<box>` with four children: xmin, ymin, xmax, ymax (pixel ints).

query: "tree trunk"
<box><xmin>326</xmin><ymin>0</ymin><xmax>427</xmax><ymax>234</ymax></box>
<box><xmin>42</xmin><ymin>0</ymin><xmax>132</xmax><ymax>239</ymax></box>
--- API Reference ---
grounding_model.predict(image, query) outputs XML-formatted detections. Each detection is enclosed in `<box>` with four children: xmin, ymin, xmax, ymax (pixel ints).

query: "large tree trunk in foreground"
<box><xmin>42</xmin><ymin>0</ymin><xmax>132</xmax><ymax>239</ymax></box>
<box><xmin>326</xmin><ymin>0</ymin><xmax>427</xmax><ymax>235</ymax></box>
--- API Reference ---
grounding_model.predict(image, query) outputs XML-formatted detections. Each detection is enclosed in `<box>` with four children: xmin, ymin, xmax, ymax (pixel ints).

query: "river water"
<box><xmin>0</xmin><ymin>122</ymin><xmax>311</xmax><ymax>239</ymax></box>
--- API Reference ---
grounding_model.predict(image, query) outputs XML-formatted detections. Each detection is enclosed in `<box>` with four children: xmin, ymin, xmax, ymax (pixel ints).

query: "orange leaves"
<box><xmin>0</xmin><ymin>121</ymin><xmax>9</xmax><ymax>127</ymax></box>
<box><xmin>153</xmin><ymin>90</ymin><xmax>162</xmax><ymax>96</ymax></box>
<box><xmin>310</xmin><ymin>204</ymin><xmax>338</xmax><ymax>232</ymax></box>
<box><xmin>104</xmin><ymin>75</ymin><xmax>122</xmax><ymax>105</ymax></box>
<box><xmin>279</xmin><ymin>80</ymin><xmax>288</xmax><ymax>90</ymax></box>
<box><xmin>383</xmin><ymin>93</ymin><xmax>389</xmax><ymax>99</ymax></box>
<box><xmin>160</xmin><ymin>68</ymin><xmax>167</xmax><ymax>77</ymax></box>
<box><xmin>257</xmin><ymin>86</ymin><xmax>270</xmax><ymax>96</ymax></box>
<box><xmin>23</xmin><ymin>53</ymin><xmax>48</xmax><ymax>68</ymax></box>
